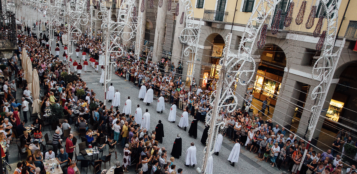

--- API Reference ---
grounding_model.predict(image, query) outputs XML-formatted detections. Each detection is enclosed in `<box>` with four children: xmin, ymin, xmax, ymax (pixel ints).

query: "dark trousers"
<box><xmin>68</xmin><ymin>152</ymin><xmax>73</xmax><ymax>160</ymax></box>
<box><xmin>23</xmin><ymin>111</ymin><xmax>28</xmax><ymax>122</ymax></box>
<box><xmin>53</xmin><ymin>144</ymin><xmax>58</xmax><ymax>155</ymax></box>
<box><xmin>276</xmin><ymin>158</ymin><xmax>284</xmax><ymax>169</ymax></box>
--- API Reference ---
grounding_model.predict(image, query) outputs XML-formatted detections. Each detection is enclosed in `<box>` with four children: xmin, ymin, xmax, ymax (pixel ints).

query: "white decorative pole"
<box><xmin>67</xmin><ymin>2</ymin><xmax>71</xmax><ymax>73</ymax></box>
<box><xmin>103</xmin><ymin>9</ymin><xmax>111</xmax><ymax>106</ymax></box>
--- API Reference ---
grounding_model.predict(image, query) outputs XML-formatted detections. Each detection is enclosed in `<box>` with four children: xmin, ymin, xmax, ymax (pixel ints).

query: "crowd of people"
<box><xmin>1</xmin><ymin>20</ymin><xmax>356</xmax><ymax>174</ymax></box>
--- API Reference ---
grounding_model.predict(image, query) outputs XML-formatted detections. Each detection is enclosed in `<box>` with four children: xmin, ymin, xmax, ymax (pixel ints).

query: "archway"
<box><xmin>199</xmin><ymin>34</ymin><xmax>225</xmax><ymax>89</ymax></box>
<box><xmin>251</xmin><ymin>44</ymin><xmax>289</xmax><ymax>118</ymax></box>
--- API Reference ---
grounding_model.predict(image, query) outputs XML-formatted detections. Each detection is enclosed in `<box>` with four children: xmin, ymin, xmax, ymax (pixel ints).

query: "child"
<box><xmin>169</xmin><ymin>157</ymin><xmax>175</xmax><ymax>167</ymax></box>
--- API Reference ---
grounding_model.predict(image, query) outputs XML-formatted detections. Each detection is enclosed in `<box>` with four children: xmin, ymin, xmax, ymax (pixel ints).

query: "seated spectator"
<box><xmin>45</xmin><ymin>149</ymin><xmax>56</xmax><ymax>160</ymax></box>
<box><xmin>57</xmin><ymin>148</ymin><xmax>69</xmax><ymax>167</ymax></box>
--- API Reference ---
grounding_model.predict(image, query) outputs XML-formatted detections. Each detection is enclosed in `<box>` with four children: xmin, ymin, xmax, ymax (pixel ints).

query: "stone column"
<box><xmin>171</xmin><ymin>1</ymin><xmax>184</xmax><ymax>67</ymax></box>
<box><xmin>152</xmin><ymin>0</ymin><xmax>168</xmax><ymax>62</ymax></box>
<box><xmin>123</xmin><ymin>0</ymin><xmax>138</xmax><ymax>48</ymax></box>
<box><xmin>135</xmin><ymin>0</ymin><xmax>147</xmax><ymax>59</ymax></box>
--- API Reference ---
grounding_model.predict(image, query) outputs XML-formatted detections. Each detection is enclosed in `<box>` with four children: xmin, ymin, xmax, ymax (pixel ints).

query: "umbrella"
<box><xmin>32</xmin><ymin>69</ymin><xmax>41</xmax><ymax>114</ymax></box>
<box><xmin>26</xmin><ymin>58</ymin><xmax>33</xmax><ymax>91</ymax></box>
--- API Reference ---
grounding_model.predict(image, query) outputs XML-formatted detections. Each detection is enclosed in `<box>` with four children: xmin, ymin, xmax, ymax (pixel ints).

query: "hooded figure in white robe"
<box><xmin>138</xmin><ymin>85</ymin><xmax>146</xmax><ymax>100</ymax></box>
<box><xmin>156</xmin><ymin>95</ymin><xmax>165</xmax><ymax>113</ymax></box>
<box><xmin>205</xmin><ymin>156</ymin><xmax>214</xmax><ymax>174</ymax></box>
<box><xmin>143</xmin><ymin>87</ymin><xmax>154</xmax><ymax>105</ymax></box>
<box><xmin>228</xmin><ymin>140</ymin><xmax>241</xmax><ymax>166</ymax></box>
<box><xmin>141</xmin><ymin>110</ymin><xmax>150</xmax><ymax>131</ymax></box>
<box><xmin>106</xmin><ymin>84</ymin><xmax>115</xmax><ymax>102</ymax></box>
<box><xmin>134</xmin><ymin>105</ymin><xmax>142</xmax><ymax>124</ymax></box>
<box><xmin>123</xmin><ymin>97</ymin><xmax>132</xmax><ymax>116</ymax></box>
<box><xmin>185</xmin><ymin>143</ymin><xmax>197</xmax><ymax>167</ymax></box>
<box><xmin>178</xmin><ymin>109</ymin><xmax>189</xmax><ymax>131</ymax></box>
<box><xmin>168</xmin><ymin>104</ymin><xmax>177</xmax><ymax>123</ymax></box>
<box><xmin>99</xmin><ymin>67</ymin><xmax>105</xmax><ymax>85</ymax></box>
<box><xmin>214</xmin><ymin>133</ymin><xmax>223</xmax><ymax>155</ymax></box>
<box><xmin>112</xmin><ymin>90</ymin><xmax>120</xmax><ymax>108</ymax></box>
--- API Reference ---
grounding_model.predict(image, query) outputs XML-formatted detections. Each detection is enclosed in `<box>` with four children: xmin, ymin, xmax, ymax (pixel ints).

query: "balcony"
<box><xmin>345</xmin><ymin>21</ymin><xmax>357</xmax><ymax>40</ymax></box>
<box><xmin>203</xmin><ymin>10</ymin><xmax>228</xmax><ymax>22</ymax></box>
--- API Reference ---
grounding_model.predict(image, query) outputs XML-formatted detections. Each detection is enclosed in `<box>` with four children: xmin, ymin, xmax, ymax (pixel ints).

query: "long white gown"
<box><xmin>112</xmin><ymin>92</ymin><xmax>120</xmax><ymax>107</ymax></box>
<box><xmin>156</xmin><ymin>96</ymin><xmax>165</xmax><ymax>112</ymax></box>
<box><xmin>141</xmin><ymin>112</ymin><xmax>151</xmax><ymax>131</ymax></box>
<box><xmin>168</xmin><ymin>104</ymin><xmax>177</xmax><ymax>122</ymax></box>
<box><xmin>214</xmin><ymin>133</ymin><xmax>223</xmax><ymax>153</ymax></box>
<box><xmin>99</xmin><ymin>69</ymin><xmax>105</xmax><ymax>84</ymax></box>
<box><xmin>228</xmin><ymin>143</ymin><xmax>241</xmax><ymax>163</ymax></box>
<box><xmin>185</xmin><ymin>146</ymin><xmax>197</xmax><ymax>166</ymax></box>
<box><xmin>106</xmin><ymin>86</ymin><xmax>115</xmax><ymax>100</ymax></box>
<box><xmin>245</xmin><ymin>131</ymin><xmax>254</xmax><ymax>146</ymax></box>
<box><xmin>138</xmin><ymin>85</ymin><xmax>146</xmax><ymax>99</ymax></box>
<box><xmin>178</xmin><ymin>111</ymin><xmax>189</xmax><ymax>128</ymax></box>
<box><xmin>123</xmin><ymin>99</ymin><xmax>132</xmax><ymax>115</ymax></box>
<box><xmin>143</xmin><ymin>88</ymin><xmax>154</xmax><ymax>103</ymax></box>
<box><xmin>135</xmin><ymin>108</ymin><xmax>142</xmax><ymax>124</ymax></box>
<box><xmin>205</xmin><ymin>156</ymin><xmax>214</xmax><ymax>174</ymax></box>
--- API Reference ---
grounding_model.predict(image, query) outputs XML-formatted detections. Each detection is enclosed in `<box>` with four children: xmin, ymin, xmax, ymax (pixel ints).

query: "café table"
<box><xmin>105</xmin><ymin>166</ymin><xmax>117</xmax><ymax>174</ymax></box>
<box><xmin>85</xmin><ymin>147</ymin><xmax>99</xmax><ymax>159</ymax></box>
<box><xmin>43</xmin><ymin>158</ymin><xmax>64</xmax><ymax>174</ymax></box>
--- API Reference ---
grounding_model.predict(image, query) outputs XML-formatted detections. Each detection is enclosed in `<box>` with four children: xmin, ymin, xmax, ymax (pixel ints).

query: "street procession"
<box><xmin>1</xmin><ymin>0</ymin><xmax>357</xmax><ymax>174</ymax></box>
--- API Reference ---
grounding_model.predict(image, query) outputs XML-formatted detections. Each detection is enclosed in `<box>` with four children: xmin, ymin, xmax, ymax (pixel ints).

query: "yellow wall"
<box><xmin>192</xmin><ymin>0</ymin><xmax>357</xmax><ymax>38</ymax></box>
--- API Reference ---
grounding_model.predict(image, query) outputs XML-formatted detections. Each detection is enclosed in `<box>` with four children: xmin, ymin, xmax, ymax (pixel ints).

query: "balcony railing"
<box><xmin>345</xmin><ymin>21</ymin><xmax>357</xmax><ymax>40</ymax></box>
<box><xmin>203</xmin><ymin>10</ymin><xmax>228</xmax><ymax>22</ymax></box>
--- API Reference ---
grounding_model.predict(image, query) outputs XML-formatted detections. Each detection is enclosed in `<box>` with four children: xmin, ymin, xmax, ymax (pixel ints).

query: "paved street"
<box><xmin>6</xmin><ymin>5</ymin><xmax>285</xmax><ymax>174</ymax></box>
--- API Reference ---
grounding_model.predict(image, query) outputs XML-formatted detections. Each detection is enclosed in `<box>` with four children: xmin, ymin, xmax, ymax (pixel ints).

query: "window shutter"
<box><xmin>196</xmin><ymin>0</ymin><xmax>204</xmax><ymax>8</ymax></box>
<box><xmin>243</xmin><ymin>0</ymin><xmax>255</xmax><ymax>12</ymax></box>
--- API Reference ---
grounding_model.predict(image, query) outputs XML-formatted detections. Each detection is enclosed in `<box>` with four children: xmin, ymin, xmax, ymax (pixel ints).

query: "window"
<box><xmin>345</xmin><ymin>21</ymin><xmax>357</xmax><ymax>40</ymax></box>
<box><xmin>316</xmin><ymin>0</ymin><xmax>338</xmax><ymax>18</ymax></box>
<box><xmin>242</xmin><ymin>0</ymin><xmax>255</xmax><ymax>12</ymax></box>
<box><xmin>196</xmin><ymin>0</ymin><xmax>204</xmax><ymax>8</ymax></box>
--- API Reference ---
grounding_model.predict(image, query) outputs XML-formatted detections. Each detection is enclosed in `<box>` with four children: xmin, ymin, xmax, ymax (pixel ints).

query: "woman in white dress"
<box><xmin>123</xmin><ymin>144</ymin><xmax>131</xmax><ymax>173</ymax></box>
<box><xmin>245</xmin><ymin>129</ymin><xmax>254</xmax><ymax>147</ymax></box>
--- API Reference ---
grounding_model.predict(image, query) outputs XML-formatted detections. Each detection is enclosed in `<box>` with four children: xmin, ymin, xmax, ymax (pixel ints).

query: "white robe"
<box><xmin>106</xmin><ymin>86</ymin><xmax>115</xmax><ymax>100</ymax></box>
<box><xmin>99</xmin><ymin>69</ymin><xmax>105</xmax><ymax>84</ymax></box>
<box><xmin>214</xmin><ymin>134</ymin><xmax>223</xmax><ymax>153</ymax></box>
<box><xmin>156</xmin><ymin>96</ymin><xmax>165</xmax><ymax>112</ymax></box>
<box><xmin>135</xmin><ymin>108</ymin><xmax>142</xmax><ymax>124</ymax></box>
<box><xmin>143</xmin><ymin>88</ymin><xmax>153</xmax><ymax>103</ymax></box>
<box><xmin>168</xmin><ymin>104</ymin><xmax>177</xmax><ymax>122</ymax></box>
<box><xmin>228</xmin><ymin>143</ymin><xmax>240</xmax><ymax>163</ymax></box>
<box><xmin>138</xmin><ymin>85</ymin><xmax>146</xmax><ymax>99</ymax></box>
<box><xmin>205</xmin><ymin>156</ymin><xmax>213</xmax><ymax>174</ymax></box>
<box><xmin>123</xmin><ymin>99</ymin><xmax>132</xmax><ymax>115</ymax></box>
<box><xmin>185</xmin><ymin>146</ymin><xmax>197</xmax><ymax>166</ymax></box>
<box><xmin>178</xmin><ymin>111</ymin><xmax>189</xmax><ymax>128</ymax></box>
<box><xmin>112</xmin><ymin>92</ymin><xmax>120</xmax><ymax>107</ymax></box>
<box><xmin>245</xmin><ymin>131</ymin><xmax>254</xmax><ymax>146</ymax></box>
<box><xmin>76</xmin><ymin>52</ymin><xmax>79</xmax><ymax>57</ymax></box>
<box><xmin>141</xmin><ymin>112</ymin><xmax>150</xmax><ymax>131</ymax></box>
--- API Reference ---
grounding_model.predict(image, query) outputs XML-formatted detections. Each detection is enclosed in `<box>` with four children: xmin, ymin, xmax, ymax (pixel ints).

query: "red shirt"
<box><xmin>73</xmin><ymin>62</ymin><xmax>78</xmax><ymax>66</ymax></box>
<box><xmin>83</xmin><ymin>61</ymin><xmax>88</xmax><ymax>65</ymax></box>
<box><xmin>82</xmin><ymin>52</ymin><xmax>86</xmax><ymax>55</ymax></box>
<box><xmin>64</xmin><ymin>46</ymin><xmax>68</xmax><ymax>50</ymax></box>
<box><xmin>66</xmin><ymin>138</ymin><xmax>74</xmax><ymax>153</ymax></box>
<box><xmin>77</xmin><ymin>65</ymin><xmax>82</xmax><ymax>69</ymax></box>
<box><xmin>55</xmin><ymin>47</ymin><xmax>60</xmax><ymax>51</ymax></box>
<box><xmin>95</xmin><ymin>62</ymin><xmax>99</xmax><ymax>65</ymax></box>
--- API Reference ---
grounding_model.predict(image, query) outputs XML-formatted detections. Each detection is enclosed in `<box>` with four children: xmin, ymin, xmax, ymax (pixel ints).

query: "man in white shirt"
<box><xmin>29</xmin><ymin>141</ymin><xmax>41</xmax><ymax>154</ymax></box>
<box><xmin>3</xmin><ymin>81</ymin><xmax>8</xmax><ymax>99</ymax></box>
<box><xmin>22</xmin><ymin>97</ymin><xmax>29</xmax><ymax>123</ymax></box>
<box><xmin>45</xmin><ymin>149</ymin><xmax>56</xmax><ymax>160</ymax></box>
<box><xmin>23</xmin><ymin>86</ymin><xmax>33</xmax><ymax>103</ymax></box>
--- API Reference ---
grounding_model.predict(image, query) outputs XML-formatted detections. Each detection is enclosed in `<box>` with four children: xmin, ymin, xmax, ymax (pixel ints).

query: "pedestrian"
<box><xmin>123</xmin><ymin>96</ymin><xmax>131</xmax><ymax>116</ymax></box>
<box><xmin>134</xmin><ymin>104</ymin><xmax>142</xmax><ymax>125</ymax></box>
<box><xmin>168</xmin><ymin>104</ymin><xmax>177</xmax><ymax>123</ymax></box>
<box><xmin>178</xmin><ymin>108</ymin><xmax>189</xmax><ymax>131</ymax></box>
<box><xmin>112</xmin><ymin>89</ymin><xmax>121</xmax><ymax>110</ymax></box>
<box><xmin>106</xmin><ymin>83</ymin><xmax>115</xmax><ymax>102</ymax></box>
<box><xmin>141</xmin><ymin>109</ymin><xmax>150</xmax><ymax>131</ymax></box>
<box><xmin>156</xmin><ymin>95</ymin><xmax>165</xmax><ymax>113</ymax></box>
<box><xmin>143</xmin><ymin>86</ymin><xmax>154</xmax><ymax>106</ymax></box>
<box><xmin>185</xmin><ymin>142</ymin><xmax>197</xmax><ymax>167</ymax></box>
<box><xmin>228</xmin><ymin>139</ymin><xmax>241</xmax><ymax>167</ymax></box>
<box><xmin>155</xmin><ymin>120</ymin><xmax>164</xmax><ymax>143</ymax></box>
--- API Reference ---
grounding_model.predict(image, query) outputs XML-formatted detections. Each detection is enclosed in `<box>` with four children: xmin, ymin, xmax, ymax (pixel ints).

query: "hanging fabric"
<box><xmin>141</xmin><ymin>0</ymin><xmax>145</xmax><ymax>12</ymax></box>
<box><xmin>175</xmin><ymin>3</ymin><xmax>179</xmax><ymax>16</ymax></box>
<box><xmin>295</xmin><ymin>0</ymin><xmax>307</xmax><ymax>25</ymax></box>
<box><xmin>313</xmin><ymin>16</ymin><xmax>323</xmax><ymax>37</ymax></box>
<box><xmin>133</xmin><ymin>7</ymin><xmax>137</xmax><ymax>17</ymax></box>
<box><xmin>87</xmin><ymin>0</ymin><xmax>90</xmax><ymax>11</ymax></box>
<box><xmin>97</xmin><ymin>1</ymin><xmax>100</xmax><ymax>9</ymax></box>
<box><xmin>316</xmin><ymin>31</ymin><xmax>326</xmax><ymax>51</ymax></box>
<box><xmin>284</xmin><ymin>1</ymin><xmax>294</xmax><ymax>27</ymax></box>
<box><xmin>168</xmin><ymin>0</ymin><xmax>172</xmax><ymax>11</ymax></box>
<box><xmin>149</xmin><ymin>0</ymin><xmax>154</xmax><ymax>9</ymax></box>
<box><xmin>257</xmin><ymin>24</ymin><xmax>268</xmax><ymax>49</ymax></box>
<box><xmin>180</xmin><ymin>12</ymin><xmax>184</xmax><ymax>24</ymax></box>
<box><xmin>306</xmin><ymin>6</ymin><xmax>316</xmax><ymax>29</ymax></box>
<box><xmin>271</xmin><ymin>9</ymin><xmax>282</xmax><ymax>35</ymax></box>
<box><xmin>159</xmin><ymin>0</ymin><xmax>163</xmax><ymax>8</ymax></box>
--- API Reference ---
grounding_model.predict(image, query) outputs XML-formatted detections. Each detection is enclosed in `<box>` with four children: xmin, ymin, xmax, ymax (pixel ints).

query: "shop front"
<box><xmin>253</xmin><ymin>68</ymin><xmax>283</xmax><ymax>107</ymax></box>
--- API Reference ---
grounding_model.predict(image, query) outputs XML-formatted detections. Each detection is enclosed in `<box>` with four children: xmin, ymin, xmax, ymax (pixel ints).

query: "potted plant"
<box><xmin>76</xmin><ymin>89</ymin><xmax>86</xmax><ymax>100</ymax></box>
<box><xmin>49</xmin><ymin>104</ymin><xmax>64</xmax><ymax>130</ymax></box>
<box><xmin>61</xmin><ymin>71</ymin><xmax>68</xmax><ymax>78</ymax></box>
<box><xmin>343</xmin><ymin>143</ymin><xmax>357</xmax><ymax>165</ymax></box>
<box><xmin>64</xmin><ymin>74</ymin><xmax>79</xmax><ymax>84</ymax></box>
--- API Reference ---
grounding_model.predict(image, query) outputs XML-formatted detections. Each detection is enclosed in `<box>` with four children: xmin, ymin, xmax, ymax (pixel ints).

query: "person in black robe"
<box><xmin>155</xmin><ymin>120</ymin><xmax>164</xmax><ymax>143</ymax></box>
<box><xmin>188</xmin><ymin>117</ymin><xmax>198</xmax><ymax>139</ymax></box>
<box><xmin>201</xmin><ymin>125</ymin><xmax>210</xmax><ymax>145</ymax></box>
<box><xmin>171</xmin><ymin>134</ymin><xmax>182</xmax><ymax>159</ymax></box>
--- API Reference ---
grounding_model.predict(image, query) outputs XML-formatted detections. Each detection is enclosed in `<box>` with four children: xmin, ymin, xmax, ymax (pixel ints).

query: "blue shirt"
<box><xmin>94</xmin><ymin>112</ymin><xmax>99</xmax><ymax>121</ymax></box>
<box><xmin>86</xmin><ymin>135</ymin><xmax>94</xmax><ymax>143</ymax></box>
<box><xmin>11</xmin><ymin>102</ymin><xmax>22</xmax><ymax>112</ymax></box>
<box><xmin>57</xmin><ymin>152</ymin><xmax>68</xmax><ymax>162</ymax></box>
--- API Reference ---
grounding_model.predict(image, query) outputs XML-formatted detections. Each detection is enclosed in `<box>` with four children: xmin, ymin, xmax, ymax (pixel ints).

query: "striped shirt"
<box><xmin>52</xmin><ymin>133</ymin><xmax>61</xmax><ymax>144</ymax></box>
